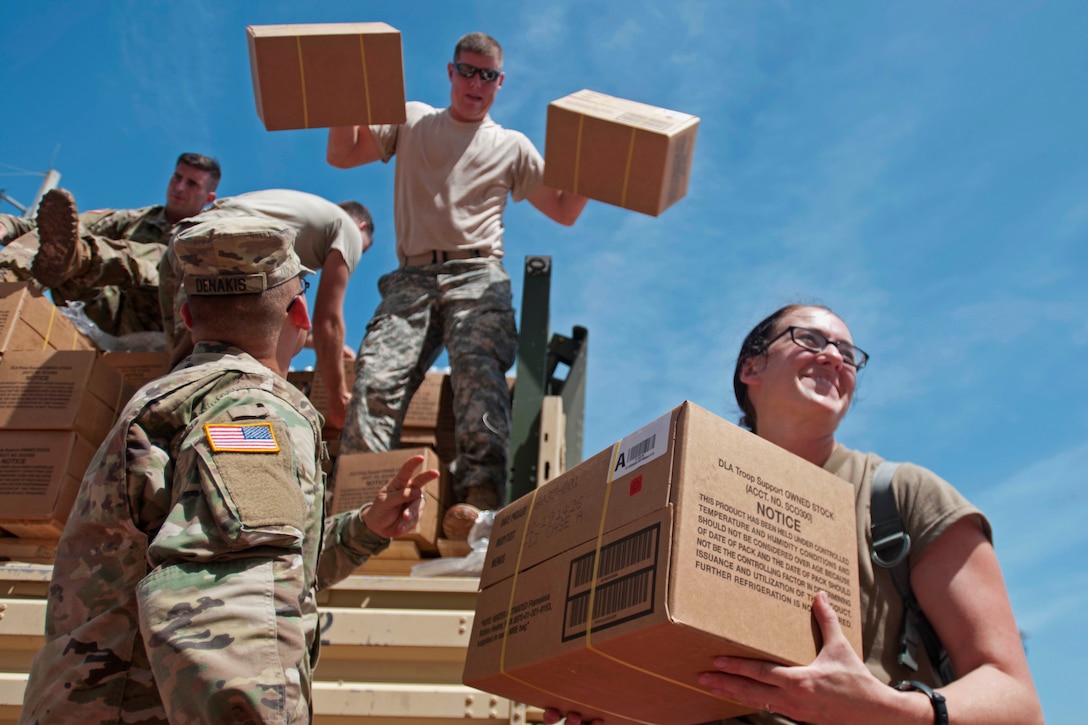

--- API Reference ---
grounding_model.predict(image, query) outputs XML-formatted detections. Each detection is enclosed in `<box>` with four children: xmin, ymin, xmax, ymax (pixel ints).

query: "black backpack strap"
<box><xmin>870</xmin><ymin>461</ymin><xmax>956</xmax><ymax>684</ymax></box>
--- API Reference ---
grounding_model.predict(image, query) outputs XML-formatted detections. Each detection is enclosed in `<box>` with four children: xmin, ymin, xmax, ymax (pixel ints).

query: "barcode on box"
<box><xmin>624</xmin><ymin>434</ymin><xmax>656</xmax><ymax>468</ymax></box>
<box><xmin>562</xmin><ymin>524</ymin><xmax>660</xmax><ymax>641</ymax></box>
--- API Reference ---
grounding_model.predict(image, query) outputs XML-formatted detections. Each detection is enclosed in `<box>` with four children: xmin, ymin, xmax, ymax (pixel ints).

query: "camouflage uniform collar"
<box><xmin>146</xmin><ymin>205</ymin><xmax>173</xmax><ymax>233</ymax></box>
<box><xmin>185</xmin><ymin>341</ymin><xmax>263</xmax><ymax>369</ymax></box>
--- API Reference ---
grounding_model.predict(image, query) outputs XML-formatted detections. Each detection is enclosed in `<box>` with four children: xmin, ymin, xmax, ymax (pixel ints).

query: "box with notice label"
<box><xmin>543</xmin><ymin>89</ymin><xmax>699</xmax><ymax>216</ymax></box>
<box><xmin>247</xmin><ymin>22</ymin><xmax>407</xmax><ymax>131</ymax></box>
<box><xmin>0</xmin><ymin>430</ymin><xmax>99</xmax><ymax>537</ymax></box>
<box><xmin>0</xmin><ymin>350</ymin><xmax>126</xmax><ymax>445</ymax></box>
<box><xmin>330</xmin><ymin>447</ymin><xmax>445</xmax><ymax>553</ymax></box>
<box><xmin>101</xmin><ymin>350</ymin><xmax>172</xmax><ymax>404</ymax></box>
<box><xmin>463</xmin><ymin>402</ymin><xmax>860</xmax><ymax>725</ymax></box>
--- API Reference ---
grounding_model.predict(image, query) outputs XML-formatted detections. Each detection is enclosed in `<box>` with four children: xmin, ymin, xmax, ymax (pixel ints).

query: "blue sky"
<box><xmin>3</xmin><ymin>1</ymin><xmax>1086</xmax><ymax>721</ymax></box>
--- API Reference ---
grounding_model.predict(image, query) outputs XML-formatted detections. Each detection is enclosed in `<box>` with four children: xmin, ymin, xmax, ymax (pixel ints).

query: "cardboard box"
<box><xmin>286</xmin><ymin>369</ymin><xmax>315</xmax><ymax>397</ymax></box>
<box><xmin>399</xmin><ymin>425</ymin><xmax>456</xmax><ymax>464</ymax></box>
<box><xmin>247</xmin><ymin>22</ymin><xmax>407</xmax><ymax>131</ymax></box>
<box><xmin>0</xmin><ymin>350</ymin><xmax>126</xmax><ymax>445</ymax></box>
<box><xmin>330</xmin><ymin>447</ymin><xmax>445</xmax><ymax>553</ymax></box>
<box><xmin>101</xmin><ymin>350</ymin><xmax>172</xmax><ymax>402</ymax></box>
<box><xmin>543</xmin><ymin>89</ymin><xmax>699</xmax><ymax>216</ymax></box>
<box><xmin>400</xmin><ymin>372</ymin><xmax>512</xmax><ymax>430</ymax></box>
<box><xmin>401</xmin><ymin>372</ymin><xmax>455</xmax><ymax>429</ymax></box>
<box><xmin>0</xmin><ymin>430</ymin><xmax>99</xmax><ymax>538</ymax></box>
<box><xmin>307</xmin><ymin>359</ymin><xmax>356</xmax><ymax>433</ymax></box>
<box><xmin>463</xmin><ymin>402</ymin><xmax>861</xmax><ymax>724</ymax></box>
<box><xmin>0</xmin><ymin>283</ymin><xmax>95</xmax><ymax>355</ymax></box>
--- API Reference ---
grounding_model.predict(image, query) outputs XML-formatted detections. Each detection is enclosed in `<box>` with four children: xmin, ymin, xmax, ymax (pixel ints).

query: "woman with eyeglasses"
<box><xmin>547</xmin><ymin>304</ymin><xmax>1041</xmax><ymax>725</ymax></box>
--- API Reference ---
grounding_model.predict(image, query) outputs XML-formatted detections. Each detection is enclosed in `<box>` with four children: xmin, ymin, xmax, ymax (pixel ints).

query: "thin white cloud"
<box><xmin>972</xmin><ymin>441</ymin><xmax>1088</xmax><ymax>569</ymax></box>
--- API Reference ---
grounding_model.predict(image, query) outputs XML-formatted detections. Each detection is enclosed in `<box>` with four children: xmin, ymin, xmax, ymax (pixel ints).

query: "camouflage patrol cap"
<box><xmin>174</xmin><ymin>215</ymin><xmax>313</xmax><ymax>296</ymax></box>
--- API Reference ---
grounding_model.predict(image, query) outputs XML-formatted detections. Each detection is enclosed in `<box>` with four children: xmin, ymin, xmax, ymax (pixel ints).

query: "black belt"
<box><xmin>402</xmin><ymin>249</ymin><xmax>485</xmax><ymax>267</ymax></box>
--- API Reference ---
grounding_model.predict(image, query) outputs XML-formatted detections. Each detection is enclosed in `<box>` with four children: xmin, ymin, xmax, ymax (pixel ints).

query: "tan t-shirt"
<box><xmin>209</xmin><ymin>189</ymin><xmax>365</xmax><ymax>273</ymax></box>
<box><xmin>720</xmin><ymin>444</ymin><xmax>990</xmax><ymax>725</ymax></box>
<box><xmin>369</xmin><ymin>101</ymin><xmax>545</xmax><ymax>263</ymax></box>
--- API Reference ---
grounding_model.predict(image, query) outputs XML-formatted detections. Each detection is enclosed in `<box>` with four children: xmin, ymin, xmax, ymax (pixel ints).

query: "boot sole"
<box><xmin>32</xmin><ymin>189</ymin><xmax>81</xmax><ymax>288</ymax></box>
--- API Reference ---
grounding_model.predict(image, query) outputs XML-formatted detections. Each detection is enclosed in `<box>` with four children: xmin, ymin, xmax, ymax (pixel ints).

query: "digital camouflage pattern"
<box><xmin>20</xmin><ymin>343</ymin><xmax>390</xmax><ymax>724</ymax></box>
<box><xmin>0</xmin><ymin>205</ymin><xmax>172</xmax><ymax>336</ymax></box>
<box><xmin>339</xmin><ymin>259</ymin><xmax>517</xmax><ymax>510</ymax></box>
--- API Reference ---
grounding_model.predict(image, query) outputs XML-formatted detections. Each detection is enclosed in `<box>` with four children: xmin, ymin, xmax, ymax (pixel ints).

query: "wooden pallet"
<box><xmin>0</xmin><ymin>566</ymin><xmax>537</xmax><ymax>724</ymax></box>
<box><xmin>0</xmin><ymin>539</ymin><xmax>57</xmax><ymax>565</ymax></box>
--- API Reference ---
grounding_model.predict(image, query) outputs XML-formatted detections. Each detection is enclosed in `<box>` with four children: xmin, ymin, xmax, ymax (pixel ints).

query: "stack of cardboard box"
<box><xmin>100</xmin><ymin>350</ymin><xmax>172</xmax><ymax>395</ymax></box>
<box><xmin>296</xmin><ymin>365</ymin><xmax>456</xmax><ymax>558</ymax></box>
<box><xmin>398</xmin><ymin>372</ymin><xmax>457</xmax><ymax>463</ymax></box>
<box><xmin>0</xmin><ymin>283</ymin><xmax>129</xmax><ymax>538</ymax></box>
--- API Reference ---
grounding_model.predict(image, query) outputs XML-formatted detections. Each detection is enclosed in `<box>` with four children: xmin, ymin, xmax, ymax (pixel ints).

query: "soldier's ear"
<box><xmin>180</xmin><ymin>301</ymin><xmax>195</xmax><ymax>330</ymax></box>
<box><xmin>287</xmin><ymin>295</ymin><xmax>312</xmax><ymax>332</ymax></box>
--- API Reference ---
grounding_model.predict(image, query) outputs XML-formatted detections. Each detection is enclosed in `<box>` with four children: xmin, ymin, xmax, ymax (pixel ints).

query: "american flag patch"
<box><xmin>204</xmin><ymin>422</ymin><xmax>280</xmax><ymax>453</ymax></box>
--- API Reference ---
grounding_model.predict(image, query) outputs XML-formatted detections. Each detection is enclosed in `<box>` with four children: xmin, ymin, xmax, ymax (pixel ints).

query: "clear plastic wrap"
<box><xmin>410</xmin><ymin>509</ymin><xmax>494</xmax><ymax>578</ymax></box>
<box><xmin>60</xmin><ymin>300</ymin><xmax>167</xmax><ymax>352</ymax></box>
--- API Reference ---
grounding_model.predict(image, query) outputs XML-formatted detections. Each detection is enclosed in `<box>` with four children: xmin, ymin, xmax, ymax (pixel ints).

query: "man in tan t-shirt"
<box><xmin>327</xmin><ymin>31</ymin><xmax>588</xmax><ymax>536</ymax></box>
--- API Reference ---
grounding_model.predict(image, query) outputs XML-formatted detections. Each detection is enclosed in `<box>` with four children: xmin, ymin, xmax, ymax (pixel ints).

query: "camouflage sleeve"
<box><xmin>135</xmin><ymin>389</ymin><xmax>322</xmax><ymax>723</ymax></box>
<box><xmin>80</xmin><ymin>207</ymin><xmax>142</xmax><ymax>239</ymax></box>
<box><xmin>0</xmin><ymin>213</ymin><xmax>34</xmax><ymax>243</ymax></box>
<box><xmin>156</xmin><ymin>244</ymin><xmax>185</xmax><ymax>355</ymax></box>
<box><xmin>315</xmin><ymin>504</ymin><xmax>392</xmax><ymax>590</ymax></box>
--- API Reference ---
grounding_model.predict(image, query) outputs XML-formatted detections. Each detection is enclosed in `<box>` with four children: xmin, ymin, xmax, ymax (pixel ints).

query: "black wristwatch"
<box><xmin>894</xmin><ymin>680</ymin><xmax>948</xmax><ymax>725</ymax></box>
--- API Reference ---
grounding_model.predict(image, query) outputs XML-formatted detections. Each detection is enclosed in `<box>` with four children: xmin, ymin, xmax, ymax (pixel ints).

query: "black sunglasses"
<box><xmin>452</xmin><ymin>62</ymin><xmax>501</xmax><ymax>83</ymax></box>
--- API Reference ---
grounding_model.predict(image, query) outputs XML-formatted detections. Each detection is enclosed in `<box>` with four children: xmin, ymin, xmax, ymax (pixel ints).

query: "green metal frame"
<box><xmin>506</xmin><ymin>256</ymin><xmax>588</xmax><ymax>503</ymax></box>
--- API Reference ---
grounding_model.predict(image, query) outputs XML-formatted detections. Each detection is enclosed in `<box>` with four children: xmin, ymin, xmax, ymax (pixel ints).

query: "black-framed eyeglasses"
<box><xmin>286</xmin><ymin>278</ymin><xmax>309</xmax><ymax>313</ymax></box>
<box><xmin>452</xmin><ymin>61</ymin><xmax>501</xmax><ymax>83</ymax></box>
<box><xmin>767</xmin><ymin>326</ymin><xmax>870</xmax><ymax>370</ymax></box>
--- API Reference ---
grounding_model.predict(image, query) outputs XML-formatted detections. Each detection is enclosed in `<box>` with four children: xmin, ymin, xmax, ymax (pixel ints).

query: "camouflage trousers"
<box><xmin>339</xmin><ymin>259</ymin><xmax>517</xmax><ymax>510</ymax></box>
<box><xmin>0</xmin><ymin>223</ymin><xmax>164</xmax><ymax>336</ymax></box>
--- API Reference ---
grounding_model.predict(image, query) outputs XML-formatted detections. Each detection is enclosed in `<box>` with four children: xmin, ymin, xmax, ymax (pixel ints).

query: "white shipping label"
<box><xmin>612</xmin><ymin>410</ymin><xmax>672</xmax><ymax>479</ymax></box>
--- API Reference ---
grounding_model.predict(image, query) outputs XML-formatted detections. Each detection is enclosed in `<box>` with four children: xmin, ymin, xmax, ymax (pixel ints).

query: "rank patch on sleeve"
<box><xmin>204</xmin><ymin>422</ymin><xmax>280</xmax><ymax>453</ymax></box>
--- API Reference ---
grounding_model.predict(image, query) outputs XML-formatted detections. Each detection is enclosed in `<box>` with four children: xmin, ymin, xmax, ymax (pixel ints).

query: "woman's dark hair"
<box><xmin>733</xmin><ymin>304</ymin><xmax>832</xmax><ymax>432</ymax></box>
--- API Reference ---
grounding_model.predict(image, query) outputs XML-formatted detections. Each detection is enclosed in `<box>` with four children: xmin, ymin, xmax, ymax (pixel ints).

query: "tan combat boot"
<box><xmin>32</xmin><ymin>188</ymin><xmax>88</xmax><ymax>289</ymax></box>
<box><xmin>442</xmin><ymin>503</ymin><xmax>481</xmax><ymax>540</ymax></box>
<box><xmin>442</xmin><ymin>484</ymin><xmax>501</xmax><ymax>540</ymax></box>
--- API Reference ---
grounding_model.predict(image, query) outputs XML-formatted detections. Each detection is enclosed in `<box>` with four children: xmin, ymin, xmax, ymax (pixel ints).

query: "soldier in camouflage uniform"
<box><xmin>19</xmin><ymin>216</ymin><xmax>437</xmax><ymax>724</ymax></box>
<box><xmin>326</xmin><ymin>32</ymin><xmax>588</xmax><ymax>535</ymax></box>
<box><xmin>158</xmin><ymin>190</ymin><xmax>375</xmax><ymax>430</ymax></box>
<box><xmin>0</xmin><ymin>152</ymin><xmax>220</xmax><ymax>337</ymax></box>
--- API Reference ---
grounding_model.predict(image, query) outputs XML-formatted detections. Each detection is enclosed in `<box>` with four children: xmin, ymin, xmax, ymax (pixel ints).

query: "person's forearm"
<box><xmin>554</xmin><ymin>190</ymin><xmax>589</xmax><ymax>226</ymax></box>
<box><xmin>327</xmin><ymin>126</ymin><xmax>356</xmax><ymax>167</ymax></box>
<box><xmin>316</xmin><ymin>505</ymin><xmax>391</xmax><ymax>589</ymax></box>
<box><xmin>314</xmin><ymin>317</ymin><xmax>350</xmax><ymax>429</ymax></box>
<box><xmin>929</xmin><ymin>666</ymin><xmax>1043</xmax><ymax>725</ymax></box>
<box><xmin>327</xmin><ymin>126</ymin><xmax>375</xmax><ymax>168</ymax></box>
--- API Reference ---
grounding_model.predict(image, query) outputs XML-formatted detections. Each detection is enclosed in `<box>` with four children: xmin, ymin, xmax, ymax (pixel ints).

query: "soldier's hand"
<box><xmin>361</xmin><ymin>454</ymin><xmax>439</xmax><ymax>538</ymax></box>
